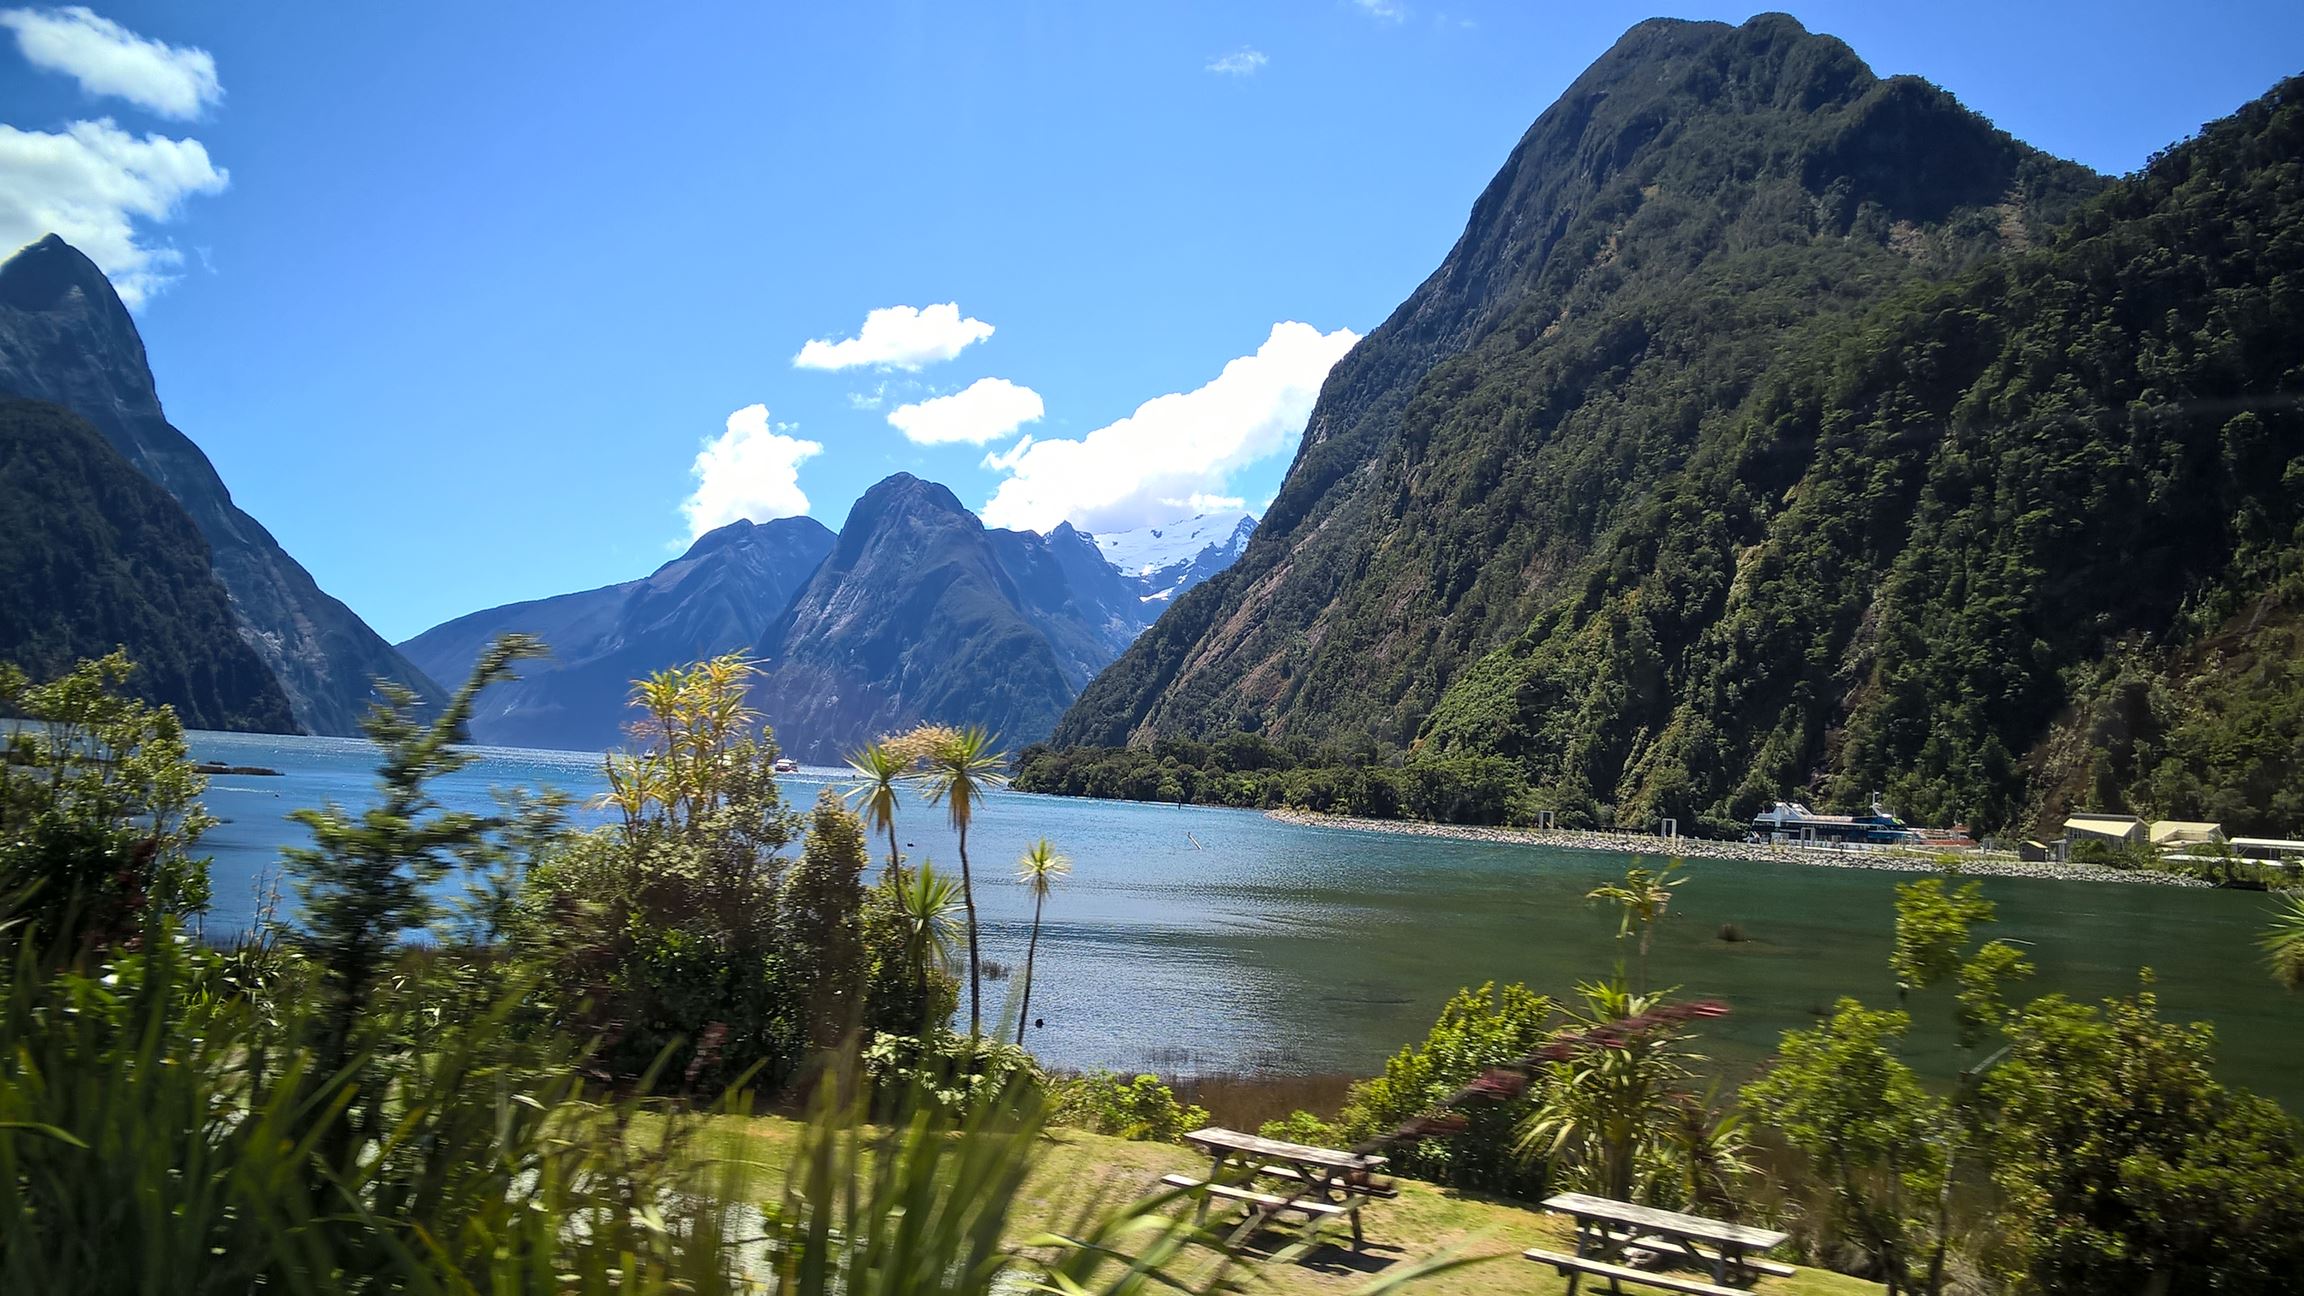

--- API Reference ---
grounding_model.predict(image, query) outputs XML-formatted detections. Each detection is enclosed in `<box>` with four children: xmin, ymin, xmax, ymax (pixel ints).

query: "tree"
<box><xmin>1012</xmin><ymin>838</ymin><xmax>1069</xmax><ymax>1046</ymax></box>
<box><xmin>843</xmin><ymin>739</ymin><xmax>909</xmax><ymax>884</ymax></box>
<box><xmin>0</xmin><ymin>650</ymin><xmax>212</xmax><ymax>952</ymax></box>
<box><xmin>785</xmin><ymin>789</ymin><xmax>869</xmax><ymax>1052</ymax></box>
<box><xmin>1981</xmin><ymin>982</ymin><xmax>2304</xmax><ymax>1293</ymax></box>
<box><xmin>914</xmin><ymin>726</ymin><xmax>1008</xmax><ymax>1036</ymax></box>
<box><xmin>1743</xmin><ymin>1001</ymin><xmax>1945</xmax><ymax>1295</ymax></box>
<box><xmin>282</xmin><ymin>634</ymin><xmax>543</xmax><ymax>1081</ymax></box>
<box><xmin>1587</xmin><ymin>860</ymin><xmax>1683</xmax><ymax>992</ymax></box>
<box><xmin>524</xmin><ymin>653</ymin><xmax>802</xmax><ymax>1089</ymax></box>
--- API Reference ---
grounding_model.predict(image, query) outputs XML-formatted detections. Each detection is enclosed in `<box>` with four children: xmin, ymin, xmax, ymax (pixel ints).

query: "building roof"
<box><xmin>2230</xmin><ymin>837</ymin><xmax>2304</xmax><ymax>853</ymax></box>
<box><xmin>2065</xmin><ymin>814</ymin><xmax>2144</xmax><ymax>838</ymax></box>
<box><xmin>2149</xmin><ymin>820</ymin><xmax>2224</xmax><ymax>845</ymax></box>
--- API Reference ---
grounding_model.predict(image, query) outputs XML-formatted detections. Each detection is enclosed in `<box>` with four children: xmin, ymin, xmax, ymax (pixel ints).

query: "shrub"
<box><xmin>1334</xmin><ymin>982</ymin><xmax>1555</xmax><ymax>1195</ymax></box>
<box><xmin>1258</xmin><ymin>1109</ymin><xmax>1343</xmax><ymax>1147</ymax></box>
<box><xmin>862</xmin><ymin>1030</ymin><xmax>1044</xmax><ymax>1119</ymax></box>
<box><xmin>1048</xmin><ymin>1072</ymin><xmax>1210</xmax><ymax>1143</ymax></box>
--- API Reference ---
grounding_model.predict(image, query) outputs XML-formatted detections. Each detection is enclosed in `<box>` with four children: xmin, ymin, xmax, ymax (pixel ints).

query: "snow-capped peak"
<box><xmin>1089</xmin><ymin>511</ymin><xmax>1256</xmax><ymax>579</ymax></box>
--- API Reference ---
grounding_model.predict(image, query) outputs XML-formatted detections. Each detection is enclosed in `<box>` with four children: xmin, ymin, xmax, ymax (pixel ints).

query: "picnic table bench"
<box><xmin>1527</xmin><ymin>1192</ymin><xmax>1791</xmax><ymax>1294</ymax></box>
<box><xmin>1166</xmin><ymin>1127</ymin><xmax>1393</xmax><ymax>1250</ymax></box>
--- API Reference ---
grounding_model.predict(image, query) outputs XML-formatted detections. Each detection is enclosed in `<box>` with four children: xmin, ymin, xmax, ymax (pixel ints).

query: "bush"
<box><xmin>1048</xmin><ymin>1072</ymin><xmax>1210</xmax><ymax>1143</ymax></box>
<box><xmin>1258</xmin><ymin>1109</ymin><xmax>1343</xmax><ymax>1147</ymax></box>
<box><xmin>862</xmin><ymin>1030</ymin><xmax>1044</xmax><ymax>1119</ymax></box>
<box><xmin>1334</xmin><ymin>982</ymin><xmax>1555</xmax><ymax>1195</ymax></box>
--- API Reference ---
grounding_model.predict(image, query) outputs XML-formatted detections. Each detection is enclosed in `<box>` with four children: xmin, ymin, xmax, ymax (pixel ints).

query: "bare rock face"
<box><xmin>0</xmin><ymin>234</ymin><xmax>444</xmax><ymax>733</ymax></box>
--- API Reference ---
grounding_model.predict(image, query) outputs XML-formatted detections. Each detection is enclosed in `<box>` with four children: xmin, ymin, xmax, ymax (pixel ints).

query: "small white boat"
<box><xmin>773</xmin><ymin>757</ymin><xmax>800</xmax><ymax>774</ymax></box>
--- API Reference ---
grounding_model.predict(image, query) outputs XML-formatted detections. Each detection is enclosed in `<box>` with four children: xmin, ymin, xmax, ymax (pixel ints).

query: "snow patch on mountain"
<box><xmin>1082</xmin><ymin>511</ymin><xmax>1257</xmax><ymax>603</ymax></box>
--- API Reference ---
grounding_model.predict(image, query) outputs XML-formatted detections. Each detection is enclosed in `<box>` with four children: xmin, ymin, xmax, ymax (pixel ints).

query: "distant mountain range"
<box><xmin>0</xmin><ymin>234</ymin><xmax>441</xmax><ymax>733</ymax></box>
<box><xmin>398</xmin><ymin>483</ymin><xmax>1257</xmax><ymax>759</ymax></box>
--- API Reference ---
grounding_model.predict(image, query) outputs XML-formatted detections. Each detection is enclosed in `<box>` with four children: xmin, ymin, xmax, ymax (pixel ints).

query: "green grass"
<box><xmin>704</xmin><ymin>1113</ymin><xmax>1884</xmax><ymax>1296</ymax></box>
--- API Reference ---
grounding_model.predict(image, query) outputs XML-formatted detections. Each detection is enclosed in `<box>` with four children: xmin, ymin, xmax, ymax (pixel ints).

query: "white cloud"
<box><xmin>978</xmin><ymin>320</ymin><xmax>1359</xmax><ymax>534</ymax></box>
<box><xmin>1206</xmin><ymin>47</ymin><xmax>1267</xmax><ymax>76</ymax></box>
<box><xmin>887</xmin><ymin>377</ymin><xmax>1044</xmax><ymax>446</ymax></box>
<box><xmin>1184</xmin><ymin>492</ymin><xmax>1247</xmax><ymax>513</ymax></box>
<box><xmin>1353</xmin><ymin>0</ymin><xmax>1408</xmax><ymax>20</ymax></box>
<box><xmin>793</xmin><ymin>302</ymin><xmax>995</xmax><ymax>371</ymax></box>
<box><xmin>680</xmin><ymin>404</ymin><xmax>823</xmax><ymax>538</ymax></box>
<box><xmin>0</xmin><ymin>118</ymin><xmax>228</xmax><ymax>305</ymax></box>
<box><xmin>1</xmin><ymin>7</ymin><xmax>221</xmax><ymax>119</ymax></box>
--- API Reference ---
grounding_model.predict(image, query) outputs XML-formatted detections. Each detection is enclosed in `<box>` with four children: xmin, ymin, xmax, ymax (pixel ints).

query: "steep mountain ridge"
<box><xmin>1054</xmin><ymin>13</ymin><xmax>2100</xmax><ymax>750</ymax></box>
<box><xmin>1057</xmin><ymin>17</ymin><xmax>2304</xmax><ymax>836</ymax></box>
<box><xmin>749</xmin><ymin>475</ymin><xmax>1128</xmax><ymax>763</ymax></box>
<box><xmin>0</xmin><ymin>234</ymin><xmax>443</xmax><ymax>733</ymax></box>
<box><xmin>398</xmin><ymin>516</ymin><xmax>836</xmax><ymax>751</ymax></box>
<box><xmin>0</xmin><ymin>398</ymin><xmax>296</xmax><ymax>731</ymax></box>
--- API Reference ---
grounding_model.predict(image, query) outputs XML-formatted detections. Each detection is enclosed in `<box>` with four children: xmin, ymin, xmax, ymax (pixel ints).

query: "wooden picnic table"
<box><xmin>1165</xmin><ymin>1127</ymin><xmax>1392</xmax><ymax>1249</ymax></box>
<box><xmin>1534</xmin><ymin>1192</ymin><xmax>1791</xmax><ymax>1293</ymax></box>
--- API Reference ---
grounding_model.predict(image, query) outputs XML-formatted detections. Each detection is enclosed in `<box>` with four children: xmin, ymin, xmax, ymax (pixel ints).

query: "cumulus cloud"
<box><xmin>887</xmin><ymin>377</ymin><xmax>1044</xmax><ymax>447</ymax></box>
<box><xmin>680</xmin><ymin>404</ymin><xmax>823</xmax><ymax>538</ymax></box>
<box><xmin>1206</xmin><ymin>47</ymin><xmax>1267</xmax><ymax>75</ymax></box>
<box><xmin>793</xmin><ymin>302</ymin><xmax>994</xmax><ymax>371</ymax></box>
<box><xmin>977</xmin><ymin>321</ymin><xmax>1359</xmax><ymax>534</ymax></box>
<box><xmin>0</xmin><ymin>118</ymin><xmax>228</xmax><ymax>305</ymax></box>
<box><xmin>1</xmin><ymin>6</ymin><xmax>221</xmax><ymax>119</ymax></box>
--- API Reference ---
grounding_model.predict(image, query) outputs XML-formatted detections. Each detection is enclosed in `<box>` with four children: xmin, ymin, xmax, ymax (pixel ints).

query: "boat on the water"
<box><xmin>773</xmin><ymin>757</ymin><xmax>800</xmax><ymax>774</ymax></box>
<box><xmin>1750</xmin><ymin>798</ymin><xmax>1927</xmax><ymax>846</ymax></box>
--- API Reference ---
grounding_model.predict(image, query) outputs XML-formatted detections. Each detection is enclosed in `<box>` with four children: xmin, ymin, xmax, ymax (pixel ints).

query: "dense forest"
<box><xmin>1053</xmin><ymin>15</ymin><xmax>2304</xmax><ymax>837</ymax></box>
<box><xmin>0</xmin><ymin>398</ymin><xmax>295</xmax><ymax>732</ymax></box>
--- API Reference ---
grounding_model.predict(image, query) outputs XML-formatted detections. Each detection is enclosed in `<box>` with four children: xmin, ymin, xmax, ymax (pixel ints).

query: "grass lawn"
<box><xmin>706</xmin><ymin>1113</ymin><xmax>1884</xmax><ymax>1296</ymax></box>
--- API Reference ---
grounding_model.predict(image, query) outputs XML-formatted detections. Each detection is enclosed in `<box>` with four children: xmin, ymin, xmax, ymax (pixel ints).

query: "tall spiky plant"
<box><xmin>1012</xmin><ymin>839</ymin><xmax>1069</xmax><ymax>1046</ymax></box>
<box><xmin>915</xmin><ymin>726</ymin><xmax>1008</xmax><ymax>1036</ymax></box>
<box><xmin>2262</xmin><ymin>891</ymin><xmax>2304</xmax><ymax>991</ymax></box>
<box><xmin>844</xmin><ymin>740</ymin><xmax>909</xmax><ymax>885</ymax></box>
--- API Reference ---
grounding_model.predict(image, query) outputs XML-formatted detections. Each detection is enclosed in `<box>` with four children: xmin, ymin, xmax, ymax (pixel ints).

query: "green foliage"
<box><xmin>1887</xmin><ymin>876</ymin><xmax>1995</xmax><ymax>997</ymax></box>
<box><xmin>1335</xmin><ymin>982</ymin><xmax>1554</xmax><ymax>1194</ymax></box>
<box><xmin>2263</xmin><ymin>892</ymin><xmax>2304</xmax><ymax>992</ymax></box>
<box><xmin>785</xmin><ymin>789</ymin><xmax>870</xmax><ymax>1051</ymax></box>
<box><xmin>1980</xmin><ymin>983</ymin><xmax>2304</xmax><ymax>1294</ymax></box>
<box><xmin>912</xmin><ymin>724</ymin><xmax>1008</xmax><ymax>1037</ymax></box>
<box><xmin>520</xmin><ymin>654</ymin><xmax>808</xmax><ymax>1091</ymax></box>
<box><xmin>1046</xmin><ymin>1072</ymin><xmax>1210</xmax><ymax>1144</ymax></box>
<box><xmin>1014</xmin><ymin>741</ymin><xmax>1529</xmax><ymax>827</ymax></box>
<box><xmin>1743</xmin><ymin>1000</ymin><xmax>1946</xmax><ymax>1291</ymax></box>
<box><xmin>0</xmin><ymin>650</ymin><xmax>213</xmax><ymax>951</ymax></box>
<box><xmin>1258</xmin><ymin>1109</ymin><xmax>1344</xmax><ymax>1147</ymax></box>
<box><xmin>0</xmin><ymin>399</ymin><xmax>296</xmax><ymax>734</ymax></box>
<box><xmin>1515</xmin><ymin>980</ymin><xmax>1727</xmax><ymax>1210</ymax></box>
<box><xmin>860</xmin><ymin>1031</ymin><xmax>1043</xmax><ymax>1120</ymax></box>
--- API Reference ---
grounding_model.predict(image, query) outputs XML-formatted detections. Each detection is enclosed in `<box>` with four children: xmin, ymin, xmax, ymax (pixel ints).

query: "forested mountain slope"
<box><xmin>0</xmin><ymin>399</ymin><xmax>296</xmax><ymax>732</ymax></box>
<box><xmin>1054</xmin><ymin>14</ymin><xmax>2100</xmax><ymax>759</ymax></box>
<box><xmin>1429</xmin><ymin>68</ymin><xmax>2304</xmax><ymax>837</ymax></box>
<box><xmin>1063</xmin><ymin>18</ymin><xmax>2304</xmax><ymax>837</ymax></box>
<box><xmin>0</xmin><ymin>235</ymin><xmax>442</xmax><ymax>734</ymax></box>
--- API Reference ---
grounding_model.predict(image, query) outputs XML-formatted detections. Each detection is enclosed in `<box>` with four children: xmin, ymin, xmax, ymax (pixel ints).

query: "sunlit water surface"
<box><xmin>188</xmin><ymin>731</ymin><xmax>2303</xmax><ymax>1109</ymax></box>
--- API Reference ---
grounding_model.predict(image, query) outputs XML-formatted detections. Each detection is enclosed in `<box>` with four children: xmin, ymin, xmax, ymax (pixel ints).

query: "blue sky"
<box><xmin>4</xmin><ymin>2</ymin><xmax>2300</xmax><ymax>641</ymax></box>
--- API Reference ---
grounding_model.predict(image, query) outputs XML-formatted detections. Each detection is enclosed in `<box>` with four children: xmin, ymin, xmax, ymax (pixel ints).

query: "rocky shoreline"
<box><xmin>1262</xmin><ymin>809</ymin><xmax>2208</xmax><ymax>887</ymax></box>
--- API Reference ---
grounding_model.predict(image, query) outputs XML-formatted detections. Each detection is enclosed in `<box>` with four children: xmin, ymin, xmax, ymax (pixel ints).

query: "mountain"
<box><xmin>1055</xmin><ymin>13</ymin><xmax>2250</xmax><ymax>831</ymax></box>
<box><xmin>397</xmin><ymin>515</ymin><xmax>837</xmax><ymax>751</ymax></box>
<box><xmin>0</xmin><ymin>398</ymin><xmax>297</xmax><ymax>732</ymax></box>
<box><xmin>1090</xmin><ymin>512</ymin><xmax>1257</xmax><ymax>605</ymax></box>
<box><xmin>0</xmin><ymin>234</ymin><xmax>443</xmax><ymax>734</ymax></box>
<box><xmin>744</xmin><ymin>475</ymin><xmax>1141</xmax><ymax>763</ymax></box>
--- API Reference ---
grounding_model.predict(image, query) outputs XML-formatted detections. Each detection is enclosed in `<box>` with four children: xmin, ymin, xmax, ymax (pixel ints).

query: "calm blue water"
<box><xmin>188</xmin><ymin>732</ymin><xmax>2304</xmax><ymax>1108</ymax></box>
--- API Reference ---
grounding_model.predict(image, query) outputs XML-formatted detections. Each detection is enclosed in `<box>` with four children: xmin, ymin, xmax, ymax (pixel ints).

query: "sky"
<box><xmin>4</xmin><ymin>2</ymin><xmax>2301</xmax><ymax>642</ymax></box>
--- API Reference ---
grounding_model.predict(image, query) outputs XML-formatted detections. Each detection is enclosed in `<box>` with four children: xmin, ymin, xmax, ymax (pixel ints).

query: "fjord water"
<box><xmin>190</xmin><ymin>731</ymin><xmax>2303</xmax><ymax>1110</ymax></box>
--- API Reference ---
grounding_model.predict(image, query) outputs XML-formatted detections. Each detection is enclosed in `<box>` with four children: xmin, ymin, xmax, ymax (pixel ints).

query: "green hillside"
<box><xmin>0</xmin><ymin>398</ymin><xmax>296</xmax><ymax>732</ymax></box>
<box><xmin>1053</xmin><ymin>15</ymin><xmax>2304</xmax><ymax>836</ymax></box>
